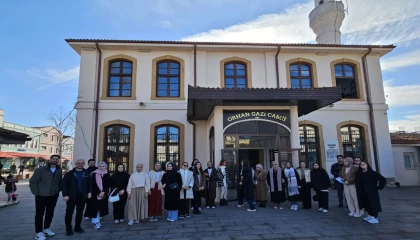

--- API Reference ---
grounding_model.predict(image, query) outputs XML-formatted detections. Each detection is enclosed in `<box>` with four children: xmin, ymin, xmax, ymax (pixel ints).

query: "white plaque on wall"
<box><xmin>325</xmin><ymin>141</ymin><xmax>339</xmax><ymax>161</ymax></box>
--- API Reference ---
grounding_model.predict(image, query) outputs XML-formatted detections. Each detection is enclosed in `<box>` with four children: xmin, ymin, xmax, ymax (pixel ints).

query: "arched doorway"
<box><xmin>221</xmin><ymin>119</ymin><xmax>291</xmax><ymax>201</ymax></box>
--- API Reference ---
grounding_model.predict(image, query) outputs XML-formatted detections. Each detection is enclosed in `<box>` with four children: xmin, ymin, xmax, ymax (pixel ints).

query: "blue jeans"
<box><xmin>168</xmin><ymin>210</ymin><xmax>178</xmax><ymax>221</ymax></box>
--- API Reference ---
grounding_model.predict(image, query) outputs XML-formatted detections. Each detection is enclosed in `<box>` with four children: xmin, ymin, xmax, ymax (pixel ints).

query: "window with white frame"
<box><xmin>403</xmin><ymin>152</ymin><xmax>418</xmax><ymax>170</ymax></box>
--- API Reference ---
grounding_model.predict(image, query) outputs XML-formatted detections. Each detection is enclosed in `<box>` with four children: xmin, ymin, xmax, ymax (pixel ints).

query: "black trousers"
<box><xmin>334</xmin><ymin>181</ymin><xmax>344</xmax><ymax>205</ymax></box>
<box><xmin>205</xmin><ymin>191</ymin><xmax>215</xmax><ymax>207</ymax></box>
<box><xmin>300</xmin><ymin>182</ymin><xmax>312</xmax><ymax>209</ymax></box>
<box><xmin>179</xmin><ymin>199</ymin><xmax>190</xmax><ymax>216</ymax></box>
<box><xmin>192</xmin><ymin>191</ymin><xmax>203</xmax><ymax>210</ymax></box>
<box><xmin>113</xmin><ymin>195</ymin><xmax>127</xmax><ymax>220</ymax></box>
<box><xmin>35</xmin><ymin>194</ymin><xmax>59</xmax><ymax>233</ymax></box>
<box><xmin>316</xmin><ymin>190</ymin><xmax>329</xmax><ymax>210</ymax></box>
<box><xmin>65</xmin><ymin>195</ymin><xmax>85</xmax><ymax>230</ymax></box>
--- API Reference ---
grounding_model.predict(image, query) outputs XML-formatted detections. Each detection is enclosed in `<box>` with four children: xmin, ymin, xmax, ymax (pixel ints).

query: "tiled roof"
<box><xmin>65</xmin><ymin>39</ymin><xmax>395</xmax><ymax>48</ymax></box>
<box><xmin>390</xmin><ymin>132</ymin><xmax>420</xmax><ymax>144</ymax></box>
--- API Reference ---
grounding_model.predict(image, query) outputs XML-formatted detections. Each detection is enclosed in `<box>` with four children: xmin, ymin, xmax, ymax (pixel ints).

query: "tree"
<box><xmin>46</xmin><ymin>106</ymin><xmax>75</xmax><ymax>168</ymax></box>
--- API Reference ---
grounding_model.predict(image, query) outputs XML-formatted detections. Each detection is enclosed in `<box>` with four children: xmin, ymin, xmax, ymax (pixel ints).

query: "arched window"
<box><xmin>156</xmin><ymin>61</ymin><xmax>180</xmax><ymax>97</ymax></box>
<box><xmin>289</xmin><ymin>63</ymin><xmax>312</xmax><ymax>89</ymax></box>
<box><xmin>209</xmin><ymin>126</ymin><xmax>215</xmax><ymax>165</ymax></box>
<box><xmin>155</xmin><ymin>125</ymin><xmax>180</xmax><ymax>167</ymax></box>
<box><xmin>299</xmin><ymin>125</ymin><xmax>320</xmax><ymax>167</ymax></box>
<box><xmin>340</xmin><ymin>125</ymin><xmax>366</xmax><ymax>160</ymax></box>
<box><xmin>224</xmin><ymin>62</ymin><xmax>247</xmax><ymax>88</ymax></box>
<box><xmin>108</xmin><ymin>60</ymin><xmax>133</xmax><ymax>97</ymax></box>
<box><xmin>334</xmin><ymin>64</ymin><xmax>357</xmax><ymax>98</ymax></box>
<box><xmin>104</xmin><ymin>125</ymin><xmax>131</xmax><ymax>173</ymax></box>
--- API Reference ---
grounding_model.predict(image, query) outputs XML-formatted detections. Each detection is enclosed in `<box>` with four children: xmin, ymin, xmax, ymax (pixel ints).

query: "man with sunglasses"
<box><xmin>29</xmin><ymin>154</ymin><xmax>63</xmax><ymax>240</ymax></box>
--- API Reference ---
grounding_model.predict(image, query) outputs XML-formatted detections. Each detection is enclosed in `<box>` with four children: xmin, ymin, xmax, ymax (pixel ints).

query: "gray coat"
<box><xmin>29</xmin><ymin>163</ymin><xmax>62</xmax><ymax>196</ymax></box>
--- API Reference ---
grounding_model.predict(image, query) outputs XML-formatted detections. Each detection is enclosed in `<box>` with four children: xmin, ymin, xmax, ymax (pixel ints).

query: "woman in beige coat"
<box><xmin>127</xmin><ymin>163</ymin><xmax>150</xmax><ymax>225</ymax></box>
<box><xmin>340</xmin><ymin>157</ymin><xmax>361</xmax><ymax>217</ymax></box>
<box><xmin>254</xmin><ymin>164</ymin><xmax>268</xmax><ymax>208</ymax></box>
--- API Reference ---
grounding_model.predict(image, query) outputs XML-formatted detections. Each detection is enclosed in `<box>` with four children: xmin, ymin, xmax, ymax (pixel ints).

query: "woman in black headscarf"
<box><xmin>310</xmin><ymin>162</ymin><xmax>331</xmax><ymax>213</ymax></box>
<box><xmin>237</xmin><ymin>160</ymin><xmax>256</xmax><ymax>211</ymax></box>
<box><xmin>161</xmin><ymin>162</ymin><xmax>182</xmax><ymax>221</ymax></box>
<box><xmin>110</xmin><ymin>163</ymin><xmax>130</xmax><ymax>223</ymax></box>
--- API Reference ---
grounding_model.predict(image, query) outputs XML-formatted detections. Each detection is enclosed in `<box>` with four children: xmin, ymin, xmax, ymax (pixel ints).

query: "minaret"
<box><xmin>309</xmin><ymin>0</ymin><xmax>345</xmax><ymax>44</ymax></box>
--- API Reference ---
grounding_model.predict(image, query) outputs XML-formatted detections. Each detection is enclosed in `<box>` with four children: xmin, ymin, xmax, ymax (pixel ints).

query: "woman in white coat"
<box><xmin>179</xmin><ymin>161</ymin><xmax>194</xmax><ymax>218</ymax></box>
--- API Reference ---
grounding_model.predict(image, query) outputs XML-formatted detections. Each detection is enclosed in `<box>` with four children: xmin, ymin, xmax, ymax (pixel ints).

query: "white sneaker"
<box><xmin>199</xmin><ymin>207</ymin><xmax>201</xmax><ymax>210</ymax></box>
<box><xmin>84</xmin><ymin>217</ymin><xmax>90</xmax><ymax>220</ymax></box>
<box><xmin>119</xmin><ymin>219</ymin><xmax>124</xmax><ymax>223</ymax></box>
<box><xmin>290</xmin><ymin>205</ymin><xmax>294</xmax><ymax>210</ymax></box>
<box><xmin>318</xmin><ymin>208</ymin><xmax>323</xmax><ymax>211</ymax></box>
<box><xmin>247</xmin><ymin>209</ymin><xmax>256</xmax><ymax>212</ymax></box>
<box><xmin>293</xmin><ymin>205</ymin><xmax>298</xmax><ymax>210</ymax></box>
<box><xmin>368</xmin><ymin>217</ymin><xmax>379</xmax><ymax>224</ymax></box>
<box><xmin>127</xmin><ymin>220</ymin><xmax>134</xmax><ymax>226</ymax></box>
<box><xmin>134</xmin><ymin>220</ymin><xmax>140</xmax><ymax>224</ymax></box>
<box><xmin>237</xmin><ymin>204</ymin><xmax>244</xmax><ymax>208</ymax></box>
<box><xmin>322</xmin><ymin>209</ymin><xmax>328</xmax><ymax>213</ymax></box>
<box><xmin>360</xmin><ymin>209</ymin><xmax>365</xmax><ymax>215</ymax></box>
<box><xmin>212</xmin><ymin>206</ymin><xmax>216</xmax><ymax>209</ymax></box>
<box><xmin>353</xmin><ymin>214</ymin><xmax>361</xmax><ymax>218</ymax></box>
<box><xmin>114</xmin><ymin>220</ymin><xmax>120</xmax><ymax>224</ymax></box>
<box><xmin>191</xmin><ymin>207</ymin><xmax>194</xmax><ymax>210</ymax></box>
<box><xmin>364</xmin><ymin>215</ymin><xmax>373</xmax><ymax>221</ymax></box>
<box><xmin>279</xmin><ymin>207</ymin><xmax>283</xmax><ymax>209</ymax></box>
<box><xmin>92</xmin><ymin>223</ymin><xmax>100</xmax><ymax>229</ymax></box>
<box><xmin>42</xmin><ymin>229</ymin><xmax>55</xmax><ymax>236</ymax></box>
<box><xmin>35</xmin><ymin>233</ymin><xmax>46</xmax><ymax>240</ymax></box>
<box><xmin>348</xmin><ymin>212</ymin><xmax>354</xmax><ymax>216</ymax></box>
<box><xmin>206</xmin><ymin>206</ymin><xmax>210</xmax><ymax>209</ymax></box>
<box><xmin>274</xmin><ymin>206</ymin><xmax>278</xmax><ymax>209</ymax></box>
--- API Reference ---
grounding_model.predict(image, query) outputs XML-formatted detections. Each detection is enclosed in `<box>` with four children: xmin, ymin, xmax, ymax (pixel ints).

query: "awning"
<box><xmin>0</xmin><ymin>127</ymin><xmax>32</xmax><ymax>144</ymax></box>
<box><xmin>187</xmin><ymin>85</ymin><xmax>342</xmax><ymax>120</ymax></box>
<box><xmin>0</xmin><ymin>151</ymin><xmax>50</xmax><ymax>159</ymax></box>
<box><xmin>0</xmin><ymin>152</ymin><xmax>16</xmax><ymax>158</ymax></box>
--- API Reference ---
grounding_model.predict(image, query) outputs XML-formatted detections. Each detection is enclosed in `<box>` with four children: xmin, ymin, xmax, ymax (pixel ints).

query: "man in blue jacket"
<box><xmin>61</xmin><ymin>159</ymin><xmax>92</xmax><ymax>236</ymax></box>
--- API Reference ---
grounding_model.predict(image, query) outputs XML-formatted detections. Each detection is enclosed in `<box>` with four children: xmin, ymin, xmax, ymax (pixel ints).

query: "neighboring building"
<box><xmin>68</xmin><ymin>0</ymin><xmax>396</xmax><ymax>198</ymax></box>
<box><xmin>33</xmin><ymin>126</ymin><xmax>61</xmax><ymax>156</ymax></box>
<box><xmin>0</xmin><ymin>122</ymin><xmax>42</xmax><ymax>154</ymax></box>
<box><xmin>0</xmin><ymin>109</ymin><xmax>32</xmax><ymax>146</ymax></box>
<box><xmin>391</xmin><ymin>131</ymin><xmax>420</xmax><ymax>186</ymax></box>
<box><xmin>62</xmin><ymin>136</ymin><xmax>74</xmax><ymax>160</ymax></box>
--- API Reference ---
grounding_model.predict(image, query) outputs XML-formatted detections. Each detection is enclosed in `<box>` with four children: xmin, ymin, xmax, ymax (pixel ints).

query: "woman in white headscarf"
<box><xmin>127</xmin><ymin>163</ymin><xmax>150</xmax><ymax>225</ymax></box>
<box><xmin>85</xmin><ymin>162</ymin><xmax>111</xmax><ymax>229</ymax></box>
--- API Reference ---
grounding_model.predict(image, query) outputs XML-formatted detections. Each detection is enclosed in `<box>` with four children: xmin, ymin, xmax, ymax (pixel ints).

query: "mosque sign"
<box><xmin>223</xmin><ymin>110</ymin><xmax>290</xmax><ymax>128</ymax></box>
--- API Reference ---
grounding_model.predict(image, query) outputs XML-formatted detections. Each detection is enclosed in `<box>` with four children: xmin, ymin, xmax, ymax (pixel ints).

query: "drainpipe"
<box><xmin>188</xmin><ymin>44</ymin><xmax>197</xmax><ymax>159</ymax></box>
<box><xmin>362</xmin><ymin>47</ymin><xmax>380</xmax><ymax>172</ymax></box>
<box><xmin>92</xmin><ymin>42</ymin><xmax>102</xmax><ymax>160</ymax></box>
<box><xmin>275</xmin><ymin>45</ymin><xmax>281</xmax><ymax>88</ymax></box>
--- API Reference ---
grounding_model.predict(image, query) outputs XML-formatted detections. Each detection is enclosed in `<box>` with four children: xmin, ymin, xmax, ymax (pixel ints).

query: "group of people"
<box><xmin>27</xmin><ymin>154</ymin><xmax>386</xmax><ymax>240</ymax></box>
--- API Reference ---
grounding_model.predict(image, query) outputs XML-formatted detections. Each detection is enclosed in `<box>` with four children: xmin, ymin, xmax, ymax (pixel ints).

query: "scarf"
<box><xmin>284</xmin><ymin>168</ymin><xmax>299</xmax><ymax>196</ymax></box>
<box><xmin>93</xmin><ymin>169</ymin><xmax>108</xmax><ymax>200</ymax></box>
<box><xmin>219</xmin><ymin>166</ymin><xmax>227</xmax><ymax>187</ymax></box>
<box><xmin>269</xmin><ymin>168</ymin><xmax>282</xmax><ymax>192</ymax></box>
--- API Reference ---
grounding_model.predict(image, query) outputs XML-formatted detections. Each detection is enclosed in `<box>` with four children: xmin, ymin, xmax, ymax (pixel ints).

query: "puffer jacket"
<box><xmin>29</xmin><ymin>163</ymin><xmax>62</xmax><ymax>196</ymax></box>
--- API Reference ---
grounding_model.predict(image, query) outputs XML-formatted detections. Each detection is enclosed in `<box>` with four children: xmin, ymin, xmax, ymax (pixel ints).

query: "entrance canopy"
<box><xmin>187</xmin><ymin>85</ymin><xmax>342</xmax><ymax>120</ymax></box>
<box><xmin>0</xmin><ymin>127</ymin><xmax>32</xmax><ymax>144</ymax></box>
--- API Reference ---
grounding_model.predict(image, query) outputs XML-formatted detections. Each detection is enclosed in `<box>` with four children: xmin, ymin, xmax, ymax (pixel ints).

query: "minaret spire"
<box><xmin>309</xmin><ymin>0</ymin><xmax>345</xmax><ymax>44</ymax></box>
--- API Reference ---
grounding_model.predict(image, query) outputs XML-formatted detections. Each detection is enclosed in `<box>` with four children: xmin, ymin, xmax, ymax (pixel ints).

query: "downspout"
<box><xmin>188</xmin><ymin>44</ymin><xmax>197</xmax><ymax>159</ymax></box>
<box><xmin>92</xmin><ymin>42</ymin><xmax>102</xmax><ymax>160</ymax></box>
<box><xmin>275</xmin><ymin>45</ymin><xmax>281</xmax><ymax>88</ymax></box>
<box><xmin>362</xmin><ymin>47</ymin><xmax>380</xmax><ymax>172</ymax></box>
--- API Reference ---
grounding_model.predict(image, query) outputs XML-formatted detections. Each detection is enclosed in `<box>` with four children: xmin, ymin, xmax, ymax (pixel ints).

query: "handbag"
<box><xmin>108</xmin><ymin>188</ymin><xmax>120</xmax><ymax>203</ymax></box>
<box><xmin>169</xmin><ymin>183</ymin><xmax>179</xmax><ymax>189</ymax></box>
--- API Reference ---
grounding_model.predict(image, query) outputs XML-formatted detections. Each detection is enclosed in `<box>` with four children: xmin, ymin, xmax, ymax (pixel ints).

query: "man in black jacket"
<box><xmin>29</xmin><ymin>155</ymin><xmax>62</xmax><ymax>240</ymax></box>
<box><xmin>62</xmin><ymin>159</ymin><xmax>92</xmax><ymax>236</ymax></box>
<box><xmin>330</xmin><ymin>154</ymin><xmax>344</xmax><ymax>207</ymax></box>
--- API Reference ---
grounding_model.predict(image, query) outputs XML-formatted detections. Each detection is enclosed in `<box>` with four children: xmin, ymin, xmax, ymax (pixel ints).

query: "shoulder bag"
<box><xmin>108</xmin><ymin>188</ymin><xmax>120</xmax><ymax>203</ymax></box>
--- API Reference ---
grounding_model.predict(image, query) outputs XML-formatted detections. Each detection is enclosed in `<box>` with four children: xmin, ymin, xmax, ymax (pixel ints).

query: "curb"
<box><xmin>0</xmin><ymin>201</ymin><xmax>20</xmax><ymax>208</ymax></box>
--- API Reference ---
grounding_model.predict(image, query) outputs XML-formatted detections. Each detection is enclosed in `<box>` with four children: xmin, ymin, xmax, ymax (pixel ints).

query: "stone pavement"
<box><xmin>1</xmin><ymin>181</ymin><xmax>420</xmax><ymax>240</ymax></box>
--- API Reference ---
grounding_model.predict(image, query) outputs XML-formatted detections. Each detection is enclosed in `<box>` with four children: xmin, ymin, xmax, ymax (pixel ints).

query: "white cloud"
<box><xmin>27</xmin><ymin>67</ymin><xmax>80</xmax><ymax>90</ymax></box>
<box><xmin>160</xmin><ymin>20</ymin><xmax>174</xmax><ymax>28</ymax></box>
<box><xmin>384</xmin><ymin>80</ymin><xmax>420</xmax><ymax>107</ymax></box>
<box><xmin>389</xmin><ymin>114</ymin><xmax>420</xmax><ymax>132</ymax></box>
<box><xmin>182</xmin><ymin>0</ymin><xmax>420</xmax><ymax>45</ymax></box>
<box><xmin>381</xmin><ymin>49</ymin><xmax>420</xmax><ymax>71</ymax></box>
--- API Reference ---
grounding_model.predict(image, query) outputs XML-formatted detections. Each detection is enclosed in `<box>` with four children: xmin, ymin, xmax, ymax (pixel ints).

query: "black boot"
<box><xmin>259</xmin><ymin>202</ymin><xmax>262</xmax><ymax>207</ymax></box>
<box><xmin>224</xmin><ymin>199</ymin><xmax>228</xmax><ymax>206</ymax></box>
<box><xmin>220</xmin><ymin>199</ymin><xmax>224</xmax><ymax>206</ymax></box>
<box><xmin>262</xmin><ymin>202</ymin><xmax>266</xmax><ymax>208</ymax></box>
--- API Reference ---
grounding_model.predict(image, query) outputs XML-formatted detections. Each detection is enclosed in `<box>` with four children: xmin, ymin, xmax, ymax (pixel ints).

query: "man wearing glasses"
<box><xmin>29</xmin><ymin>154</ymin><xmax>63</xmax><ymax>240</ymax></box>
<box><xmin>61</xmin><ymin>159</ymin><xmax>92</xmax><ymax>236</ymax></box>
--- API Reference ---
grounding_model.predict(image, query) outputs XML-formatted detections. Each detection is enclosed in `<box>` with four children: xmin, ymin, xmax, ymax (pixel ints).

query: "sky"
<box><xmin>0</xmin><ymin>0</ymin><xmax>419</xmax><ymax>132</ymax></box>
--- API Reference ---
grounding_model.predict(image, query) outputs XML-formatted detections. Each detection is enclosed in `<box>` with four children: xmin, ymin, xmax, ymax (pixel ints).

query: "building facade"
<box><xmin>33</xmin><ymin>126</ymin><xmax>61</xmax><ymax>156</ymax></box>
<box><xmin>0</xmin><ymin>121</ymin><xmax>42</xmax><ymax>154</ymax></box>
<box><xmin>68</xmin><ymin>2</ymin><xmax>397</xmax><ymax>198</ymax></box>
<box><xmin>391</xmin><ymin>132</ymin><xmax>420</xmax><ymax>186</ymax></box>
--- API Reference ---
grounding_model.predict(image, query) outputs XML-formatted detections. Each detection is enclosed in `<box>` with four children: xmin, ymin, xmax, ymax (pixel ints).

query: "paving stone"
<box><xmin>289</xmin><ymin>231</ymin><xmax>323</xmax><ymax>238</ymax></box>
<box><xmin>260</xmin><ymin>233</ymin><xmax>293</xmax><ymax>239</ymax></box>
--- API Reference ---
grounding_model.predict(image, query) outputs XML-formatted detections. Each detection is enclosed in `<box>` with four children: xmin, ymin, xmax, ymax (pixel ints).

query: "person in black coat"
<box><xmin>85</xmin><ymin>162</ymin><xmax>111</xmax><ymax>229</ymax></box>
<box><xmin>84</xmin><ymin>159</ymin><xmax>98</xmax><ymax>219</ymax></box>
<box><xmin>110</xmin><ymin>163</ymin><xmax>130</xmax><ymax>223</ymax></box>
<box><xmin>161</xmin><ymin>162</ymin><xmax>182</xmax><ymax>221</ymax></box>
<box><xmin>204</xmin><ymin>161</ymin><xmax>218</xmax><ymax>209</ymax></box>
<box><xmin>355</xmin><ymin>161</ymin><xmax>386</xmax><ymax>224</ymax></box>
<box><xmin>310</xmin><ymin>163</ymin><xmax>331</xmax><ymax>213</ymax></box>
<box><xmin>61</xmin><ymin>159</ymin><xmax>92</xmax><ymax>236</ymax></box>
<box><xmin>237</xmin><ymin>160</ymin><xmax>256</xmax><ymax>211</ymax></box>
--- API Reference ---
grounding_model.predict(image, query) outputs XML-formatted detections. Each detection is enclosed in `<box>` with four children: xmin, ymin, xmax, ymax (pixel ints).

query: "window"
<box><xmin>403</xmin><ymin>152</ymin><xmax>418</xmax><ymax>170</ymax></box>
<box><xmin>34</xmin><ymin>141</ymin><xmax>38</xmax><ymax>149</ymax></box>
<box><xmin>155</xmin><ymin>125</ymin><xmax>180</xmax><ymax>168</ymax></box>
<box><xmin>50</xmin><ymin>147</ymin><xmax>53</xmax><ymax>153</ymax></box>
<box><xmin>340</xmin><ymin>125</ymin><xmax>366</xmax><ymax>160</ymax></box>
<box><xmin>156</xmin><ymin>61</ymin><xmax>180</xmax><ymax>97</ymax></box>
<box><xmin>51</xmin><ymin>135</ymin><xmax>54</xmax><ymax>141</ymax></box>
<box><xmin>224</xmin><ymin>62</ymin><xmax>247</xmax><ymax>88</ymax></box>
<box><xmin>56</xmin><ymin>148</ymin><xmax>58</xmax><ymax>153</ymax></box>
<box><xmin>41</xmin><ymin>146</ymin><xmax>47</xmax><ymax>150</ymax></box>
<box><xmin>108</xmin><ymin>60</ymin><xmax>133</xmax><ymax>97</ymax></box>
<box><xmin>43</xmin><ymin>133</ymin><xmax>48</xmax><ymax>137</ymax></box>
<box><xmin>289</xmin><ymin>63</ymin><xmax>312</xmax><ymax>89</ymax></box>
<box><xmin>104</xmin><ymin>125</ymin><xmax>131</xmax><ymax>173</ymax></box>
<box><xmin>335</xmin><ymin>64</ymin><xmax>357</xmax><ymax>98</ymax></box>
<box><xmin>299</xmin><ymin>125</ymin><xmax>321</xmax><ymax>167</ymax></box>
